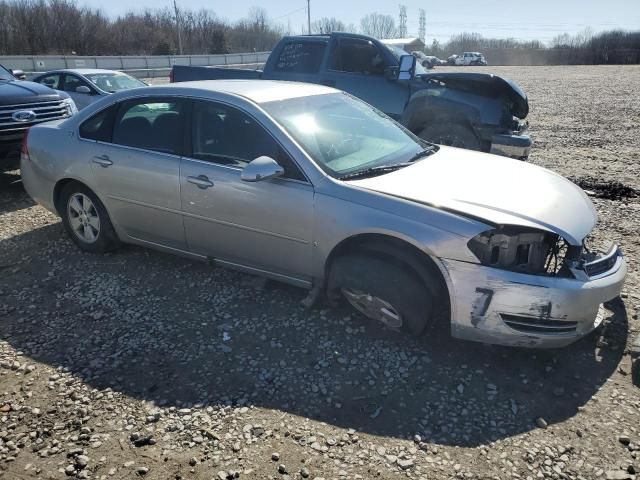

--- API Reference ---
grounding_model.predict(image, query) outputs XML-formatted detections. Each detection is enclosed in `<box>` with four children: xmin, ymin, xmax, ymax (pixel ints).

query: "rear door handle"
<box><xmin>92</xmin><ymin>155</ymin><xmax>113</xmax><ymax>167</ymax></box>
<box><xmin>320</xmin><ymin>79</ymin><xmax>336</xmax><ymax>87</ymax></box>
<box><xmin>187</xmin><ymin>175</ymin><xmax>214</xmax><ymax>189</ymax></box>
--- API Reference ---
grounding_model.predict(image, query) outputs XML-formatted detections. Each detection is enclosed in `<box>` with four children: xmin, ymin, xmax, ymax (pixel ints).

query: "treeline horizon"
<box><xmin>0</xmin><ymin>0</ymin><xmax>638</xmax><ymax>65</ymax></box>
<box><xmin>427</xmin><ymin>30</ymin><xmax>640</xmax><ymax>65</ymax></box>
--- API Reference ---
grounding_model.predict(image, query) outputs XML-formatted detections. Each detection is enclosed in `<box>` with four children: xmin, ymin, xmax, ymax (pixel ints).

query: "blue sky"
<box><xmin>84</xmin><ymin>0</ymin><xmax>639</xmax><ymax>44</ymax></box>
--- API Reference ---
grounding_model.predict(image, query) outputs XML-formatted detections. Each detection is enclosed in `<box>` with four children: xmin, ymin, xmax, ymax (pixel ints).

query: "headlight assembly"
<box><xmin>467</xmin><ymin>226</ymin><xmax>574</xmax><ymax>276</ymax></box>
<box><xmin>62</xmin><ymin>98</ymin><xmax>78</xmax><ymax>116</ymax></box>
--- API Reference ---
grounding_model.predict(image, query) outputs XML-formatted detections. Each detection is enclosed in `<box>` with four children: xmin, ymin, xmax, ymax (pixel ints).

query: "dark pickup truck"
<box><xmin>171</xmin><ymin>32</ymin><xmax>532</xmax><ymax>159</ymax></box>
<box><xmin>1</xmin><ymin>64</ymin><xmax>77</xmax><ymax>172</ymax></box>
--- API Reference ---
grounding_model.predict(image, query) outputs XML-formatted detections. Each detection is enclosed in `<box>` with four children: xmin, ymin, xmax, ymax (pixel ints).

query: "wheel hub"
<box><xmin>341</xmin><ymin>288</ymin><xmax>403</xmax><ymax>329</ymax></box>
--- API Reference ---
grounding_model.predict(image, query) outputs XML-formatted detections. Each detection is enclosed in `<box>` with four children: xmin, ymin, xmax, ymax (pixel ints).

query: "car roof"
<box><xmin>41</xmin><ymin>69</ymin><xmax>127</xmax><ymax>75</ymax></box>
<box><xmin>162</xmin><ymin>79</ymin><xmax>337</xmax><ymax>104</ymax></box>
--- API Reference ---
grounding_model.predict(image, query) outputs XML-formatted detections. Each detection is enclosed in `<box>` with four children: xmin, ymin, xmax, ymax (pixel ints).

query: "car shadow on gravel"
<box><xmin>0</xmin><ymin>223</ymin><xmax>629</xmax><ymax>448</ymax></box>
<box><xmin>0</xmin><ymin>171</ymin><xmax>34</xmax><ymax>214</ymax></box>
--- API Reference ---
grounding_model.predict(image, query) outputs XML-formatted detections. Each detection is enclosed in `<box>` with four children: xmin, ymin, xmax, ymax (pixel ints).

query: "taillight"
<box><xmin>20</xmin><ymin>129</ymin><xmax>30</xmax><ymax>162</ymax></box>
<box><xmin>169</xmin><ymin>69</ymin><xmax>174</xmax><ymax>83</ymax></box>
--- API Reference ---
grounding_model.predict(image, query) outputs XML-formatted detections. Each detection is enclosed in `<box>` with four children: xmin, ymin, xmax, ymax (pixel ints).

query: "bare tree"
<box><xmin>311</xmin><ymin>17</ymin><xmax>346</xmax><ymax>34</ymax></box>
<box><xmin>228</xmin><ymin>7</ymin><xmax>282</xmax><ymax>53</ymax></box>
<box><xmin>0</xmin><ymin>0</ymin><xmax>638</xmax><ymax>64</ymax></box>
<box><xmin>359</xmin><ymin>13</ymin><xmax>397</xmax><ymax>39</ymax></box>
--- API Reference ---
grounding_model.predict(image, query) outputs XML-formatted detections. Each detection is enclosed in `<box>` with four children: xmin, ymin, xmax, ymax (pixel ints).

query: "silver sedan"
<box><xmin>31</xmin><ymin>69</ymin><xmax>147</xmax><ymax>110</ymax></box>
<box><xmin>20</xmin><ymin>80</ymin><xmax>626</xmax><ymax>348</ymax></box>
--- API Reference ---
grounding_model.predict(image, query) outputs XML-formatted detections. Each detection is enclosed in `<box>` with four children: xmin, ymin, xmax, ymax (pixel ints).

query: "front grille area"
<box><xmin>0</xmin><ymin>100</ymin><xmax>70</xmax><ymax>137</ymax></box>
<box><xmin>501</xmin><ymin>313</ymin><xmax>578</xmax><ymax>335</ymax></box>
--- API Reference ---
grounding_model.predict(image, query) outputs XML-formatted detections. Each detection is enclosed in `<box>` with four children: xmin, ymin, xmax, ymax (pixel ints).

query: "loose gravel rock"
<box><xmin>1</xmin><ymin>65</ymin><xmax>639</xmax><ymax>479</ymax></box>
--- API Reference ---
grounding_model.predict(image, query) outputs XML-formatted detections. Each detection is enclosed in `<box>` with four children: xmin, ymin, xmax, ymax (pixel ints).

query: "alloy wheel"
<box><xmin>67</xmin><ymin>193</ymin><xmax>101</xmax><ymax>244</ymax></box>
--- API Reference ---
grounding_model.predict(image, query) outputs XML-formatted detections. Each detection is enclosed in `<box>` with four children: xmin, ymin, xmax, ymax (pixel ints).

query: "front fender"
<box><xmin>401</xmin><ymin>73</ymin><xmax>529</xmax><ymax>140</ymax></box>
<box><xmin>312</xmin><ymin>187</ymin><xmax>489</xmax><ymax>281</ymax></box>
<box><xmin>421</xmin><ymin>72</ymin><xmax>528</xmax><ymax>118</ymax></box>
<box><xmin>400</xmin><ymin>88</ymin><xmax>484</xmax><ymax>134</ymax></box>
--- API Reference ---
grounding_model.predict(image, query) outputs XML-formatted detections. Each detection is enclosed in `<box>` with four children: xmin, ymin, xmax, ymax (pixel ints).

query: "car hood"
<box><xmin>347</xmin><ymin>147</ymin><xmax>596</xmax><ymax>245</ymax></box>
<box><xmin>0</xmin><ymin>79</ymin><xmax>64</xmax><ymax>106</ymax></box>
<box><xmin>417</xmin><ymin>72</ymin><xmax>529</xmax><ymax>118</ymax></box>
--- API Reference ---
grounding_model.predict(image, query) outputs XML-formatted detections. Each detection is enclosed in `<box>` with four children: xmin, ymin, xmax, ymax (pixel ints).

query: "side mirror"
<box><xmin>398</xmin><ymin>54</ymin><xmax>416</xmax><ymax>80</ymax></box>
<box><xmin>241</xmin><ymin>156</ymin><xmax>284</xmax><ymax>182</ymax></box>
<box><xmin>76</xmin><ymin>85</ymin><xmax>92</xmax><ymax>94</ymax></box>
<box><xmin>10</xmin><ymin>69</ymin><xmax>26</xmax><ymax>80</ymax></box>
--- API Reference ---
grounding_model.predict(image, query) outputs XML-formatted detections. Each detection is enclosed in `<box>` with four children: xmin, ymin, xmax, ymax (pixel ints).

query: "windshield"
<box><xmin>85</xmin><ymin>73</ymin><xmax>146</xmax><ymax>92</ymax></box>
<box><xmin>263</xmin><ymin>92</ymin><xmax>431</xmax><ymax>179</ymax></box>
<box><xmin>385</xmin><ymin>45</ymin><xmax>427</xmax><ymax>74</ymax></box>
<box><xmin>0</xmin><ymin>65</ymin><xmax>14</xmax><ymax>81</ymax></box>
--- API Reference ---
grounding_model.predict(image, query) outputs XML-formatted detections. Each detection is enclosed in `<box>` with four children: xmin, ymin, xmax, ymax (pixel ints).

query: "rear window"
<box><xmin>274</xmin><ymin>42</ymin><xmax>326</xmax><ymax>74</ymax></box>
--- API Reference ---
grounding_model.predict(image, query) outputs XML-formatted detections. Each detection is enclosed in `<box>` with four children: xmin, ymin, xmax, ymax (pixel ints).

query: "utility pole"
<box><xmin>307</xmin><ymin>0</ymin><xmax>311</xmax><ymax>35</ymax></box>
<box><xmin>173</xmin><ymin>0</ymin><xmax>183</xmax><ymax>55</ymax></box>
<box><xmin>418</xmin><ymin>9</ymin><xmax>426</xmax><ymax>44</ymax></box>
<box><xmin>398</xmin><ymin>5</ymin><xmax>407</xmax><ymax>38</ymax></box>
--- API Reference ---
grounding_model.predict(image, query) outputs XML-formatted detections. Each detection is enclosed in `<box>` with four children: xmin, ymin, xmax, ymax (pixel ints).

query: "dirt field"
<box><xmin>1</xmin><ymin>65</ymin><xmax>639</xmax><ymax>480</ymax></box>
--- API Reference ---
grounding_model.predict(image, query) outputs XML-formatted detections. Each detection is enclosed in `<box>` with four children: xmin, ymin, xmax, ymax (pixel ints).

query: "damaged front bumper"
<box><xmin>441</xmin><ymin>245</ymin><xmax>626</xmax><ymax>348</ymax></box>
<box><xmin>490</xmin><ymin>131</ymin><xmax>532</xmax><ymax>160</ymax></box>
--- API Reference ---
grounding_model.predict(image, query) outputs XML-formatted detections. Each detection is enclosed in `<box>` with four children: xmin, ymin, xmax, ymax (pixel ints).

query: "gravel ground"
<box><xmin>1</xmin><ymin>65</ymin><xmax>639</xmax><ymax>480</ymax></box>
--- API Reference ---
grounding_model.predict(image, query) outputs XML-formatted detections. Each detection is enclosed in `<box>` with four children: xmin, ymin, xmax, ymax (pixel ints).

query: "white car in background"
<box><xmin>31</xmin><ymin>69</ymin><xmax>147</xmax><ymax>110</ymax></box>
<box><xmin>453</xmin><ymin>52</ymin><xmax>488</xmax><ymax>66</ymax></box>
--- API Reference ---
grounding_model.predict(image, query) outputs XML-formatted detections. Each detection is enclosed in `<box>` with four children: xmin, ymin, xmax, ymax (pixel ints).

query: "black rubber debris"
<box><xmin>570</xmin><ymin>176</ymin><xmax>639</xmax><ymax>200</ymax></box>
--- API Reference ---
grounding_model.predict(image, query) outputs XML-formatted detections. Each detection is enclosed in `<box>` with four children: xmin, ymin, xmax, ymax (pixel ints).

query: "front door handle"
<box><xmin>187</xmin><ymin>175</ymin><xmax>214</xmax><ymax>189</ymax></box>
<box><xmin>92</xmin><ymin>155</ymin><xmax>113</xmax><ymax>167</ymax></box>
<box><xmin>320</xmin><ymin>79</ymin><xmax>336</xmax><ymax>87</ymax></box>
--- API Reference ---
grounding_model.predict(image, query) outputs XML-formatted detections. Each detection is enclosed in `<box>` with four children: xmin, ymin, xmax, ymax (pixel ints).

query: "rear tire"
<box><xmin>419</xmin><ymin>123</ymin><xmax>481</xmax><ymax>151</ymax></box>
<box><xmin>60</xmin><ymin>182</ymin><xmax>119</xmax><ymax>254</ymax></box>
<box><xmin>328</xmin><ymin>255</ymin><xmax>432</xmax><ymax>336</ymax></box>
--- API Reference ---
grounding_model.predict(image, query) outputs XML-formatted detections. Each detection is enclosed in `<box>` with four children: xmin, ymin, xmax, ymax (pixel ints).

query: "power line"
<box><xmin>272</xmin><ymin>5</ymin><xmax>307</xmax><ymax>22</ymax></box>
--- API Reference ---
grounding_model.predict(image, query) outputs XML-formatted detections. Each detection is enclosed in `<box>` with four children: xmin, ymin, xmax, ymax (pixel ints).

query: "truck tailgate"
<box><xmin>172</xmin><ymin>65</ymin><xmax>262</xmax><ymax>82</ymax></box>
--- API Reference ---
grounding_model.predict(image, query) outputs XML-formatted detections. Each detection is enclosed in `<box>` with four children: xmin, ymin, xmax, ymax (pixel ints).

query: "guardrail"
<box><xmin>0</xmin><ymin>52</ymin><xmax>271</xmax><ymax>78</ymax></box>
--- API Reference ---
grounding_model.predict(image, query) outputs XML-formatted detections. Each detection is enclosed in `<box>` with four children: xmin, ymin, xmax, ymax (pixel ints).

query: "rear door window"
<box><xmin>112</xmin><ymin>99</ymin><xmax>186</xmax><ymax>155</ymax></box>
<box><xmin>274</xmin><ymin>41</ymin><xmax>326</xmax><ymax>74</ymax></box>
<box><xmin>79</xmin><ymin>105</ymin><xmax>117</xmax><ymax>142</ymax></box>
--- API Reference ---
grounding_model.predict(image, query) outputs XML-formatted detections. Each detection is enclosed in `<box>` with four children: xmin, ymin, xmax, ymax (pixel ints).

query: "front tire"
<box><xmin>328</xmin><ymin>255</ymin><xmax>432</xmax><ymax>336</ymax></box>
<box><xmin>60</xmin><ymin>182</ymin><xmax>119</xmax><ymax>253</ymax></box>
<box><xmin>418</xmin><ymin>123</ymin><xmax>482</xmax><ymax>151</ymax></box>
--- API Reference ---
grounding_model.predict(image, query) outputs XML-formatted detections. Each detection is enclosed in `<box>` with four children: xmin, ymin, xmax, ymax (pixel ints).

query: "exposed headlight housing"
<box><xmin>62</xmin><ymin>98</ymin><xmax>78</xmax><ymax>116</ymax></box>
<box><xmin>467</xmin><ymin>226</ymin><xmax>578</xmax><ymax>276</ymax></box>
